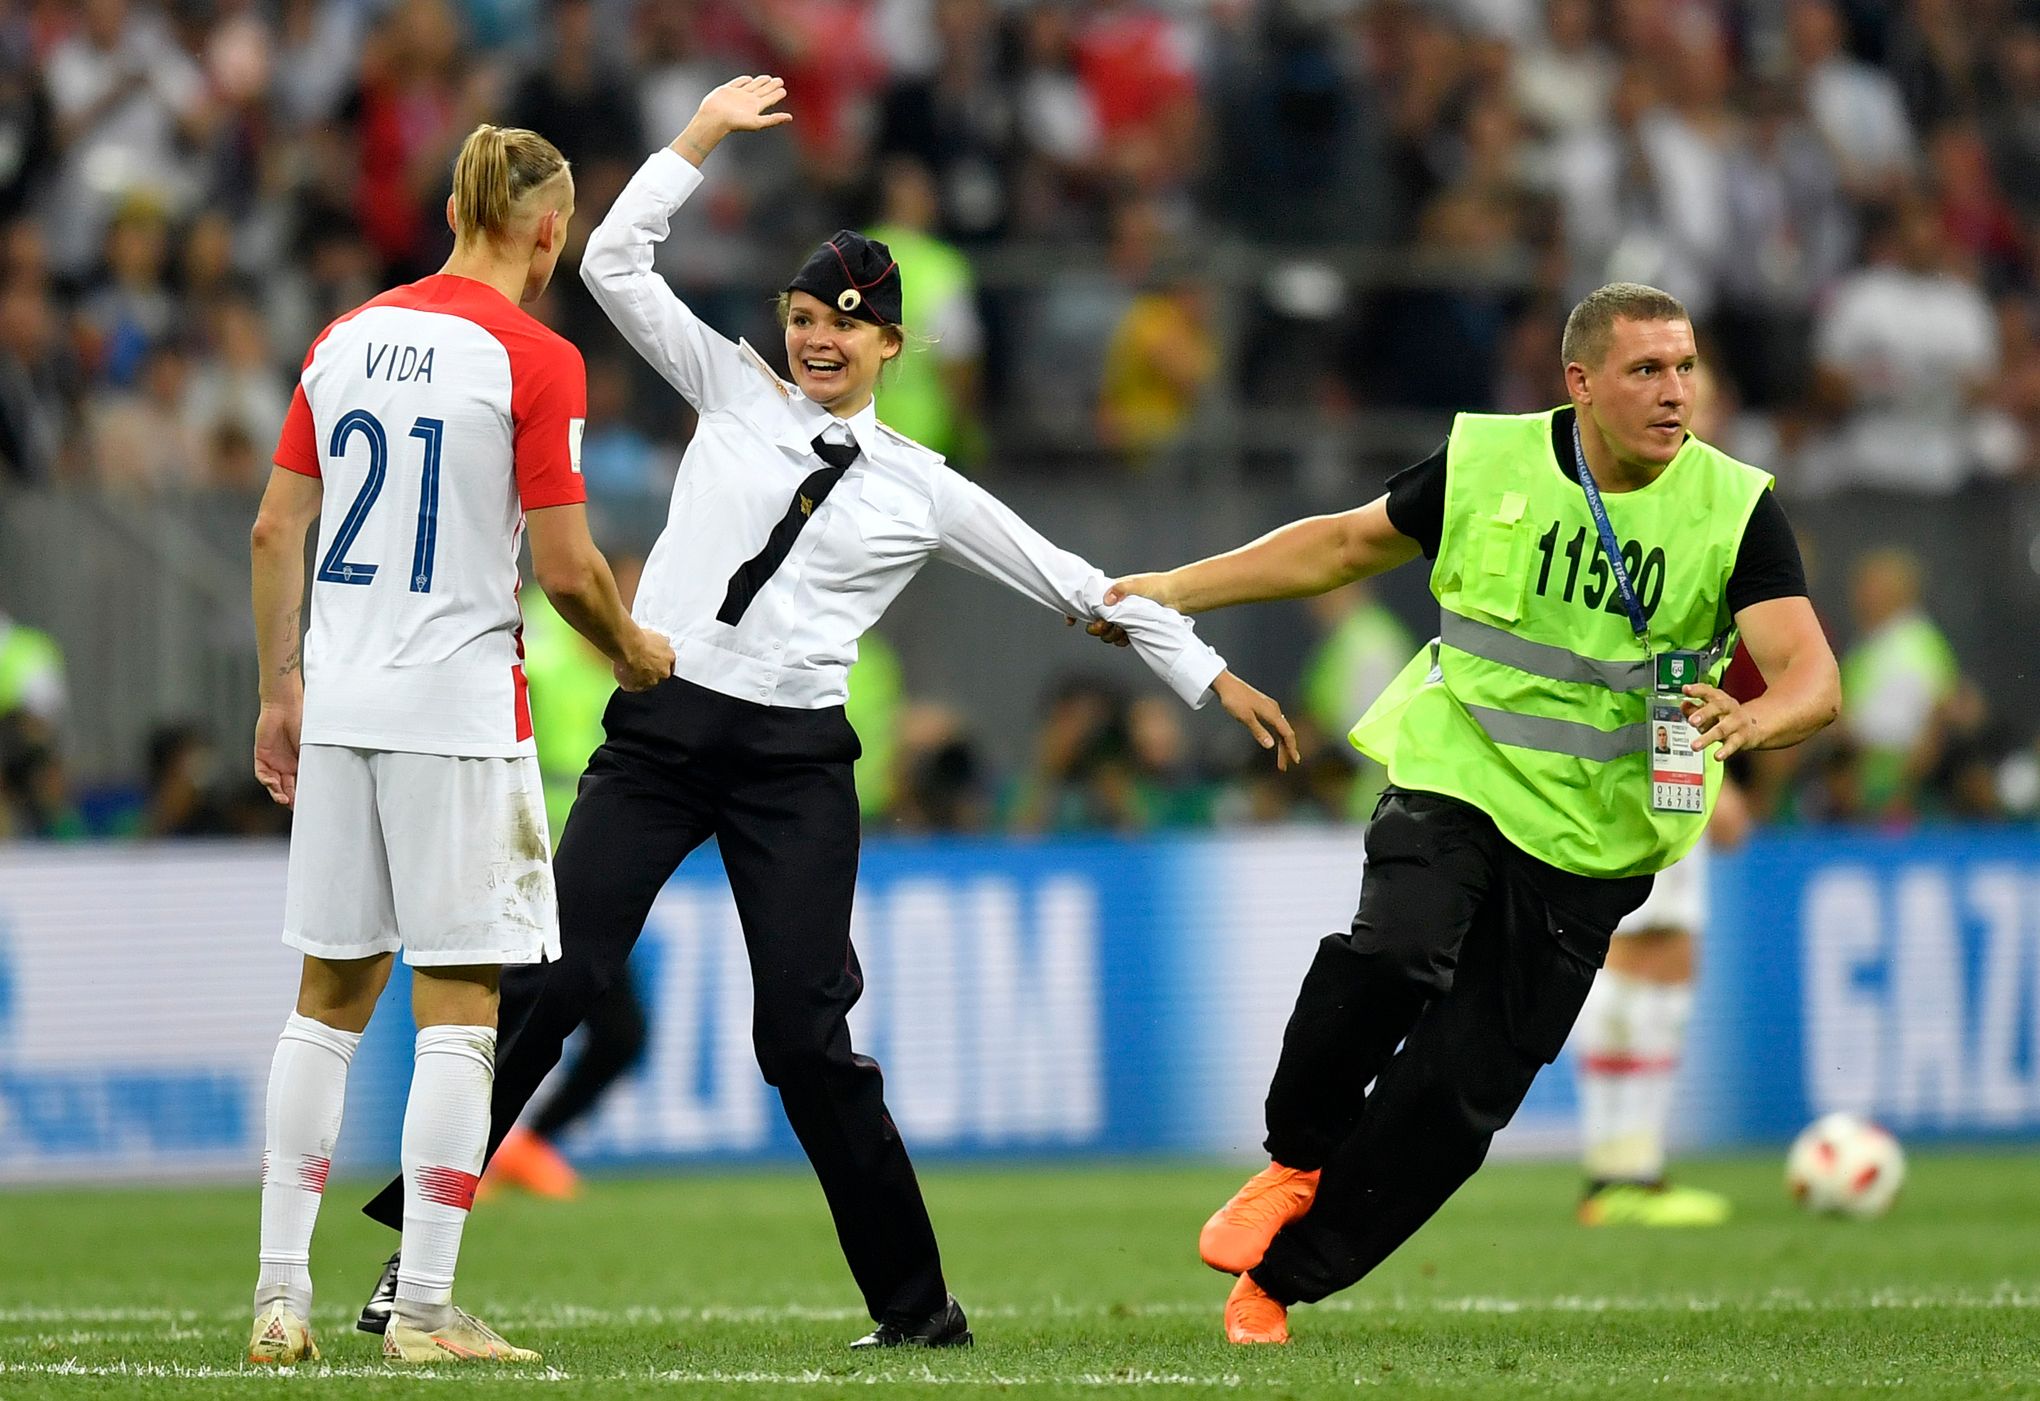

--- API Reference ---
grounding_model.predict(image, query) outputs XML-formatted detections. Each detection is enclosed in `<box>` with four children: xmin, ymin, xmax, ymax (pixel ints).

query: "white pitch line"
<box><xmin>8</xmin><ymin>1288</ymin><xmax>2040</xmax><ymax>1334</ymax></box>
<box><xmin>0</xmin><ymin>1361</ymin><xmax>1248</xmax><ymax>1387</ymax></box>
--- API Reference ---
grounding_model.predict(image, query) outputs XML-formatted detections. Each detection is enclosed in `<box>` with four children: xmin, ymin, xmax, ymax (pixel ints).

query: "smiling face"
<box><xmin>1568</xmin><ymin>315</ymin><xmax>1698</xmax><ymax>472</ymax></box>
<box><xmin>783</xmin><ymin>290</ymin><xmax>901</xmax><ymax>415</ymax></box>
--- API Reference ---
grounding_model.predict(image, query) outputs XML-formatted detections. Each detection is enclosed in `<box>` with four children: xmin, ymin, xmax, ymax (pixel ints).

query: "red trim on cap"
<box><xmin>827</xmin><ymin>237</ymin><xmax>897</xmax><ymax>293</ymax></box>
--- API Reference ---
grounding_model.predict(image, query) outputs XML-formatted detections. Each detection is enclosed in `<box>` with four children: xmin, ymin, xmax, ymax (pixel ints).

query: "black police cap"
<box><xmin>785</xmin><ymin>230</ymin><xmax>902</xmax><ymax>327</ymax></box>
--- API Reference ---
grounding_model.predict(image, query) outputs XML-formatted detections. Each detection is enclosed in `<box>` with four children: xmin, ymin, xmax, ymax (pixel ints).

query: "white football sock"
<box><xmin>255</xmin><ymin>1012</ymin><xmax>362</xmax><ymax>1317</ymax></box>
<box><xmin>1621</xmin><ymin>979</ymin><xmax>1694</xmax><ymax>1182</ymax></box>
<box><xmin>395</xmin><ymin>1024</ymin><xmax>496</xmax><ymax>1330</ymax></box>
<box><xmin>1578</xmin><ymin>970</ymin><xmax>1694</xmax><ymax>1183</ymax></box>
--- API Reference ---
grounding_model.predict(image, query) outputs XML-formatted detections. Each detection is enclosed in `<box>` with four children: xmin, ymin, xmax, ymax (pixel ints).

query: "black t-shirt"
<box><xmin>1383</xmin><ymin>408</ymin><xmax>1807</xmax><ymax>615</ymax></box>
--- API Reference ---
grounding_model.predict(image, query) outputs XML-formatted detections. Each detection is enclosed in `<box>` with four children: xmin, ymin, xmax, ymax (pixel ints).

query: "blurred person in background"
<box><xmin>205</xmin><ymin>420</ymin><xmax>262</xmax><ymax>491</ymax></box>
<box><xmin>1201</xmin><ymin>4</ymin><xmax>1378</xmax><ymax>248</ymax></box>
<box><xmin>41</xmin><ymin>0</ymin><xmax>209</xmax><ymax>279</ymax></box>
<box><xmin>1096</xmin><ymin>200</ymin><xmax>1216</xmax><ymax>463</ymax></box>
<box><xmin>1551</xmin><ymin>58</ymin><xmax>1723</xmax><ymax>319</ymax></box>
<box><xmin>865</xmin><ymin>156</ymin><xmax>984</xmax><ymax>466</ymax></box>
<box><xmin>1926</xmin><ymin>120</ymin><xmax>2025</xmax><ymax>292</ymax></box>
<box><xmin>271</xmin><ymin>0</ymin><xmax>364</xmax><ymax>135</ymax></box>
<box><xmin>1887</xmin><ymin>0</ymin><xmax>1994</xmax><ymax>136</ymax></box>
<box><xmin>1003</xmin><ymin>0</ymin><xmax>1107</xmax><ymax>240</ymax></box>
<box><xmin>845</xmin><ymin>628</ymin><xmax>905</xmax><ymax>822</ymax></box>
<box><xmin>872</xmin><ymin>0</ymin><xmax>1017</xmax><ymax>245</ymax></box>
<box><xmin>1785</xmin><ymin>0</ymin><xmax>1916</xmax><ymax>202</ymax></box>
<box><xmin>179</xmin><ymin>209</ymin><xmax>249</xmax><ymax>309</ymax></box>
<box><xmin>348</xmin><ymin>0</ymin><xmax>489</xmax><ymax>282</ymax></box>
<box><xmin>1071</xmin><ymin>0</ymin><xmax>1202</xmax><ymax>212</ymax></box>
<box><xmin>187</xmin><ymin>293</ymin><xmax>290</xmax><ymax>459</ymax></box>
<box><xmin>377</xmin><ymin>74</ymin><xmax>1293</xmax><ymax>1354</ymax></box>
<box><xmin>0</xmin><ymin>605</ymin><xmax>65</xmax><ymax>729</ymax></box>
<box><xmin>1013</xmin><ymin>192</ymin><xmax>1160</xmax><ymax>447</ymax></box>
<box><xmin>1126</xmin><ymin>692</ymin><xmax>1216</xmax><ymax>829</ymax></box>
<box><xmin>1512</xmin><ymin>0</ymin><xmax>1613</xmax><ymax>146</ymax></box>
<box><xmin>76</xmin><ymin>196</ymin><xmax>176</xmax><ymax>388</ymax></box>
<box><xmin>0</xmin><ymin>710</ymin><xmax>83</xmax><ymax>839</ymax></box>
<box><xmin>0</xmin><ymin>271</ymin><xmax>76</xmax><ymax>481</ymax></box>
<box><xmin>1840</xmin><ymin>546</ymin><xmax>1978</xmax><ymax>820</ymax></box>
<box><xmin>0</xmin><ymin>28</ymin><xmax>54</xmax><ymax>226</ymax></box>
<box><xmin>1365</xmin><ymin>187</ymin><xmax>1521</xmax><ymax>411</ymax></box>
<box><xmin>1299</xmin><ymin>583</ymin><xmax>1414</xmax><ymax>820</ymax></box>
<box><xmin>890</xmin><ymin>700</ymin><xmax>991</xmax><ymax>833</ymax></box>
<box><xmin>86</xmin><ymin>337</ymin><xmax>205</xmax><ymax>490</ymax></box>
<box><xmin>1716</xmin><ymin>78</ymin><xmax>1852</xmax><ymax>411</ymax></box>
<box><xmin>142</xmin><ymin>720</ymin><xmax>233</xmax><ymax>836</ymax></box>
<box><xmin>1985</xmin><ymin>21</ymin><xmax>2040</xmax><ymax>227</ymax></box>
<box><xmin>1805</xmin><ymin>195</ymin><xmax>2001</xmax><ymax>493</ymax></box>
<box><xmin>1005</xmin><ymin>676</ymin><xmax>1138</xmax><ymax>833</ymax></box>
<box><xmin>506</xmin><ymin>0</ymin><xmax>643</xmax><ymax>222</ymax></box>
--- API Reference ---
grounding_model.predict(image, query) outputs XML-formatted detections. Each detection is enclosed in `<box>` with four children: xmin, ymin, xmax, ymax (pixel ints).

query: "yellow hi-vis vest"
<box><xmin>1350</xmin><ymin>409</ymin><xmax>1773</xmax><ymax>878</ymax></box>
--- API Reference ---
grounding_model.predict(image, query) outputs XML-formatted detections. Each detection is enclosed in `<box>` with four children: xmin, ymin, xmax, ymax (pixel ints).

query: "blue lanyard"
<box><xmin>1570</xmin><ymin>420</ymin><xmax>1650</xmax><ymax>640</ymax></box>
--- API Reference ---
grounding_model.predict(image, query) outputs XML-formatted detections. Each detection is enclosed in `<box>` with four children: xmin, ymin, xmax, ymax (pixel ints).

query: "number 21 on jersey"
<box><xmin>316</xmin><ymin>408</ymin><xmax>446</xmax><ymax>594</ymax></box>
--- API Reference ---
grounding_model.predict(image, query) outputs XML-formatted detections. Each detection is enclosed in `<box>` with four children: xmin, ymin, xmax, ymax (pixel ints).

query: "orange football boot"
<box><xmin>482</xmin><ymin>1126</ymin><xmax>578</xmax><ymax>1199</ymax></box>
<box><xmin>1224</xmin><ymin>1274</ymin><xmax>1290</xmax><ymax>1344</ymax></box>
<box><xmin>1199</xmin><ymin>1162</ymin><xmax>1320</xmax><ymax>1274</ymax></box>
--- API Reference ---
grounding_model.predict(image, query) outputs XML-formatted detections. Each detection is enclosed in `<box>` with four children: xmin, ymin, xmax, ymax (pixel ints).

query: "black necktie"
<box><xmin>716</xmin><ymin>432</ymin><xmax>861</xmax><ymax>626</ymax></box>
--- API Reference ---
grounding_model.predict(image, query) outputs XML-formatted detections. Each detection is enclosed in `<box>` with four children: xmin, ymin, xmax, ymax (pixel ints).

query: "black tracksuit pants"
<box><xmin>364</xmin><ymin>676</ymin><xmax>947</xmax><ymax>1327</ymax></box>
<box><xmin>1250</xmin><ymin>789</ymin><xmax>1651</xmax><ymax>1306</ymax></box>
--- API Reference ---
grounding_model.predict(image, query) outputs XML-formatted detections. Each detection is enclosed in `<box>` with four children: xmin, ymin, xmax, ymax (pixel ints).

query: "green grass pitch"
<box><xmin>2</xmin><ymin>1154</ymin><xmax>2037</xmax><ymax>1398</ymax></box>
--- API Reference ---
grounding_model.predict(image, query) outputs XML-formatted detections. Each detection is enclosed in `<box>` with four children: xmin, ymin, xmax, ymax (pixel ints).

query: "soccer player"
<box><xmin>1574</xmin><ymin>775</ymin><xmax>1747</xmax><ymax>1225</ymax></box>
<box><xmin>351</xmin><ymin>74</ymin><xmax>1296</xmax><ymax>1351</ymax></box>
<box><xmin>1108</xmin><ymin>284</ymin><xmax>1839</xmax><ymax>1342</ymax></box>
<box><xmin>246</xmin><ymin>123</ymin><xmax>672</xmax><ymax>1366</ymax></box>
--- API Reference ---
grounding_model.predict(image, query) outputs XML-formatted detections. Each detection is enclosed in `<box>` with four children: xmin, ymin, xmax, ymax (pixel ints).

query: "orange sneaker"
<box><xmin>1200</xmin><ymin>1162</ymin><xmax>1320</xmax><ymax>1274</ymax></box>
<box><xmin>482</xmin><ymin>1126</ymin><xmax>578</xmax><ymax>1200</ymax></box>
<box><xmin>1224</xmin><ymin>1274</ymin><xmax>1289</xmax><ymax>1344</ymax></box>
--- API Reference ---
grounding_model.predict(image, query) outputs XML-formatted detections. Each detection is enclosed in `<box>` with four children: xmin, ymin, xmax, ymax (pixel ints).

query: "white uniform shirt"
<box><xmin>581</xmin><ymin>148</ymin><xmax>1226</xmax><ymax>712</ymax></box>
<box><xmin>275</xmin><ymin>275</ymin><xmax>589</xmax><ymax>756</ymax></box>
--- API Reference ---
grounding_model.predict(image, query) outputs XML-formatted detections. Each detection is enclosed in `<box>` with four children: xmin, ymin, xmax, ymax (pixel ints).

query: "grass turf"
<box><xmin>1</xmin><ymin>1153</ymin><xmax>2037</xmax><ymax>1397</ymax></box>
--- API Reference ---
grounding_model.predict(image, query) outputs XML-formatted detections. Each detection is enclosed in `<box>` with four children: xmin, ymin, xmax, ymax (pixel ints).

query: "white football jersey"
<box><xmin>275</xmin><ymin>274</ymin><xmax>587</xmax><ymax>756</ymax></box>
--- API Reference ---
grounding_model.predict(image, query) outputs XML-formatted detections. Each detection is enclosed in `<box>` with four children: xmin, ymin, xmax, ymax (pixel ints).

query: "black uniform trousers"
<box><xmin>527</xmin><ymin>976</ymin><xmax>648</xmax><ymax>1143</ymax></box>
<box><xmin>365</xmin><ymin>676</ymin><xmax>948</xmax><ymax>1327</ymax></box>
<box><xmin>1250</xmin><ymin>789</ymin><xmax>1651</xmax><ymax>1305</ymax></box>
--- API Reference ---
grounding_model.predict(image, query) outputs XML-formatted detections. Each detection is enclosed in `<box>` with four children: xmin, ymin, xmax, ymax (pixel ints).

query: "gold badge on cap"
<box><xmin>837</xmin><ymin>288</ymin><xmax>862</xmax><ymax>313</ymax></box>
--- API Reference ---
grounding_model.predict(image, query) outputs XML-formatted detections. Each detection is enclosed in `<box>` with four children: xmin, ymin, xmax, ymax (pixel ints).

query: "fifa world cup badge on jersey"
<box><xmin>1650</xmin><ymin>650</ymin><xmax>1705</xmax><ymax>813</ymax></box>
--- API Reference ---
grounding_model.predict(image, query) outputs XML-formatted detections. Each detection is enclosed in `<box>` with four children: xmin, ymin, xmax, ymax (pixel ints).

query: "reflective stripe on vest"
<box><xmin>1440</xmin><ymin>609</ymin><xmax>1733</xmax><ymax>694</ymax></box>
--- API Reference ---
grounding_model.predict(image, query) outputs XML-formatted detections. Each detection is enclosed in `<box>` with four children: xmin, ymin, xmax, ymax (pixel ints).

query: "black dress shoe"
<box><xmin>849</xmin><ymin>1294</ymin><xmax>972</xmax><ymax>1349</ymax></box>
<box><xmin>355</xmin><ymin>1250</ymin><xmax>401</xmax><ymax>1335</ymax></box>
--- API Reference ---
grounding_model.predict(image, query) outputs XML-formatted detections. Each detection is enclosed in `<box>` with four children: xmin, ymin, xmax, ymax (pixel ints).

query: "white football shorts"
<box><xmin>282</xmin><ymin>744</ymin><xmax>561</xmax><ymax>967</ymax></box>
<box><xmin>1616</xmin><ymin>837</ymin><xmax>1709</xmax><ymax>936</ymax></box>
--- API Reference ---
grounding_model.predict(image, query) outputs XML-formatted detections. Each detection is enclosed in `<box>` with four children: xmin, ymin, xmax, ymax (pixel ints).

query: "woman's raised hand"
<box><xmin>672</xmin><ymin>75</ymin><xmax>792</xmax><ymax>165</ymax></box>
<box><xmin>701</xmin><ymin>74</ymin><xmax>793</xmax><ymax>135</ymax></box>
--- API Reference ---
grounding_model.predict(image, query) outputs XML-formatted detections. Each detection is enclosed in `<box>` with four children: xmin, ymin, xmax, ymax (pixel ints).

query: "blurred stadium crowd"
<box><xmin>0</xmin><ymin>0</ymin><xmax>2038</xmax><ymax>839</ymax></box>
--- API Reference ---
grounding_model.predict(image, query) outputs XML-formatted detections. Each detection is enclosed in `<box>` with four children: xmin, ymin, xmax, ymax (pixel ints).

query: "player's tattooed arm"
<box><xmin>251</xmin><ymin>466</ymin><xmax>322</xmax><ymax>705</ymax></box>
<box><xmin>277</xmin><ymin>606</ymin><xmax>303</xmax><ymax>681</ymax></box>
<box><xmin>251</xmin><ymin>467</ymin><xmax>321</xmax><ymax>806</ymax></box>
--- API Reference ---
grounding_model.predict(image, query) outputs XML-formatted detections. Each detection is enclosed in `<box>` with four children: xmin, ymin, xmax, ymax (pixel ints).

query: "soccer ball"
<box><xmin>1785</xmin><ymin>1112</ymin><xmax>1906</xmax><ymax>1219</ymax></box>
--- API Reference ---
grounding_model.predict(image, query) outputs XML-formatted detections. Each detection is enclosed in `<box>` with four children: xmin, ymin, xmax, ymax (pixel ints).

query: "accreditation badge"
<box><xmin>1649</xmin><ymin>650</ymin><xmax>1705</xmax><ymax>814</ymax></box>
